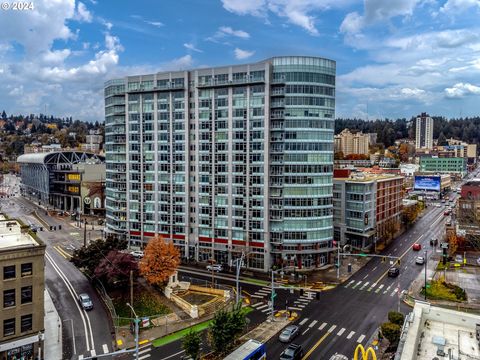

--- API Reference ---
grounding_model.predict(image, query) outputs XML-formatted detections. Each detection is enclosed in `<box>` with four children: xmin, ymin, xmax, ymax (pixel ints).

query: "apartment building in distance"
<box><xmin>415</xmin><ymin>112</ymin><xmax>433</xmax><ymax>150</ymax></box>
<box><xmin>333</xmin><ymin>170</ymin><xmax>403</xmax><ymax>249</ymax></box>
<box><xmin>419</xmin><ymin>157</ymin><xmax>466</xmax><ymax>178</ymax></box>
<box><xmin>104</xmin><ymin>56</ymin><xmax>336</xmax><ymax>271</ymax></box>
<box><xmin>81</xmin><ymin>129</ymin><xmax>104</xmax><ymax>154</ymax></box>
<box><xmin>0</xmin><ymin>215</ymin><xmax>45</xmax><ymax>360</ymax></box>
<box><xmin>334</xmin><ymin>129</ymin><xmax>370</xmax><ymax>156</ymax></box>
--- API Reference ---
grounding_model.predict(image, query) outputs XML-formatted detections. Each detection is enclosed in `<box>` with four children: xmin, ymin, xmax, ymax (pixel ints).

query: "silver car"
<box><xmin>279</xmin><ymin>325</ymin><xmax>299</xmax><ymax>343</ymax></box>
<box><xmin>79</xmin><ymin>293</ymin><xmax>93</xmax><ymax>310</ymax></box>
<box><xmin>415</xmin><ymin>256</ymin><xmax>425</xmax><ymax>265</ymax></box>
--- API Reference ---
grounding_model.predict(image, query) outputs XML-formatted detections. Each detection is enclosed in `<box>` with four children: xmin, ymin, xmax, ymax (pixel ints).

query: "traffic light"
<box><xmin>382</xmin><ymin>257</ymin><xmax>386</xmax><ymax>263</ymax></box>
<box><xmin>396</xmin><ymin>259</ymin><xmax>401</xmax><ymax>265</ymax></box>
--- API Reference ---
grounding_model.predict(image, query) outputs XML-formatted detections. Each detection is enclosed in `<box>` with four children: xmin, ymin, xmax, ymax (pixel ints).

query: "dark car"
<box><xmin>280</xmin><ymin>344</ymin><xmax>303</xmax><ymax>360</ymax></box>
<box><xmin>279</xmin><ymin>325</ymin><xmax>299</xmax><ymax>343</ymax></box>
<box><xmin>388</xmin><ymin>267</ymin><xmax>400</xmax><ymax>277</ymax></box>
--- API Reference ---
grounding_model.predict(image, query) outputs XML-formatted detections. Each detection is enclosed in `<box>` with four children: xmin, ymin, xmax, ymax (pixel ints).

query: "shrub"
<box><xmin>388</xmin><ymin>311</ymin><xmax>405</xmax><ymax>326</ymax></box>
<box><xmin>381</xmin><ymin>322</ymin><xmax>401</xmax><ymax>345</ymax></box>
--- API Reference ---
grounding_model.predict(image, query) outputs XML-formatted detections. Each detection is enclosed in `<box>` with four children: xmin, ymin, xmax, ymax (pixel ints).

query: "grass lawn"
<box><xmin>152</xmin><ymin>306</ymin><xmax>253</xmax><ymax>347</ymax></box>
<box><xmin>112</xmin><ymin>291</ymin><xmax>171</xmax><ymax>326</ymax></box>
<box><xmin>421</xmin><ymin>279</ymin><xmax>467</xmax><ymax>302</ymax></box>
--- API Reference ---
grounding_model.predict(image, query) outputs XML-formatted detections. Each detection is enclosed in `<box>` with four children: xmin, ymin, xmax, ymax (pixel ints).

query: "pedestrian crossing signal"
<box><xmin>396</xmin><ymin>259</ymin><xmax>401</xmax><ymax>265</ymax></box>
<box><xmin>381</xmin><ymin>257</ymin><xmax>386</xmax><ymax>263</ymax></box>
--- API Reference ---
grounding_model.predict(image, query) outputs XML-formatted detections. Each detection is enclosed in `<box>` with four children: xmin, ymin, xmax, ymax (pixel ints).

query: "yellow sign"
<box><xmin>67</xmin><ymin>173</ymin><xmax>80</xmax><ymax>181</ymax></box>
<box><xmin>67</xmin><ymin>186</ymin><xmax>79</xmax><ymax>193</ymax></box>
<box><xmin>354</xmin><ymin>344</ymin><xmax>377</xmax><ymax>360</ymax></box>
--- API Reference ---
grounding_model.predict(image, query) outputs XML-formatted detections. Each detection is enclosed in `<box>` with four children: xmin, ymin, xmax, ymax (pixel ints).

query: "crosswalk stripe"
<box><xmin>139</xmin><ymin>348</ymin><xmax>151</xmax><ymax>355</ymax></box>
<box><xmin>262</xmin><ymin>287</ymin><xmax>271</xmax><ymax>291</ymax></box>
<box><xmin>299</xmin><ymin>318</ymin><xmax>309</xmax><ymax>326</ymax></box>
<box><xmin>309</xmin><ymin>320</ymin><xmax>318</xmax><ymax>328</ymax></box>
<box><xmin>391</xmin><ymin>288</ymin><xmax>398</xmax><ymax>297</ymax></box>
<box><xmin>102</xmin><ymin>344</ymin><xmax>108</xmax><ymax>354</ymax></box>
<box><xmin>288</xmin><ymin>307</ymin><xmax>302</xmax><ymax>311</ymax></box>
<box><xmin>256</xmin><ymin>304</ymin><xmax>268</xmax><ymax>310</ymax></box>
<box><xmin>78</xmin><ymin>356</ymin><xmax>84</xmax><ymax>360</ymax></box>
<box><xmin>328</xmin><ymin>325</ymin><xmax>337</xmax><ymax>333</ymax></box>
<box><xmin>251</xmin><ymin>294</ymin><xmax>264</xmax><ymax>299</ymax></box>
<box><xmin>91</xmin><ymin>350</ymin><xmax>96</xmax><ymax>357</ymax></box>
<box><xmin>251</xmin><ymin>302</ymin><xmax>263</xmax><ymax>308</ymax></box>
<box><xmin>337</xmin><ymin>328</ymin><xmax>346</xmax><ymax>336</ymax></box>
<box><xmin>347</xmin><ymin>330</ymin><xmax>355</xmax><ymax>339</ymax></box>
<box><xmin>352</xmin><ymin>281</ymin><xmax>362</xmax><ymax>289</ymax></box>
<box><xmin>139</xmin><ymin>355</ymin><xmax>151</xmax><ymax>360</ymax></box>
<box><xmin>257</xmin><ymin>289</ymin><xmax>270</xmax><ymax>294</ymax></box>
<box><xmin>297</xmin><ymin>298</ymin><xmax>310</xmax><ymax>302</ymax></box>
<box><xmin>297</xmin><ymin>304</ymin><xmax>306</xmax><ymax>308</ymax></box>
<box><xmin>357</xmin><ymin>334</ymin><xmax>366</xmax><ymax>343</ymax></box>
<box><xmin>319</xmin><ymin>322</ymin><xmax>327</xmax><ymax>331</ymax></box>
<box><xmin>375</xmin><ymin>284</ymin><xmax>384</xmax><ymax>293</ymax></box>
<box><xmin>360</xmin><ymin>281</ymin><xmax>370</xmax><ymax>290</ymax></box>
<box><xmin>345</xmin><ymin>280</ymin><xmax>355</xmax><ymax>288</ymax></box>
<box><xmin>261</xmin><ymin>307</ymin><xmax>271</xmax><ymax>313</ymax></box>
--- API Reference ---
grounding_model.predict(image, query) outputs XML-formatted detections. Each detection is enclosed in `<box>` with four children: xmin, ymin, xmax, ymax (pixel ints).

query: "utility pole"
<box><xmin>130</xmin><ymin>270</ymin><xmax>134</xmax><ymax>309</ymax></box>
<box><xmin>337</xmin><ymin>243</ymin><xmax>340</xmax><ymax>280</ymax></box>
<box><xmin>83</xmin><ymin>218</ymin><xmax>87</xmax><ymax>247</ymax></box>
<box><xmin>126</xmin><ymin>303</ymin><xmax>139</xmax><ymax>360</ymax></box>
<box><xmin>235</xmin><ymin>252</ymin><xmax>245</xmax><ymax>304</ymax></box>
<box><xmin>424</xmin><ymin>250</ymin><xmax>427</xmax><ymax>301</ymax></box>
<box><xmin>270</xmin><ymin>270</ymin><xmax>277</xmax><ymax>319</ymax></box>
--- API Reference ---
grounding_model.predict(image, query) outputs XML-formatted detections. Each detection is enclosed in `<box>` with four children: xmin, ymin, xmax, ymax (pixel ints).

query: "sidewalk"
<box><xmin>44</xmin><ymin>289</ymin><xmax>63</xmax><ymax>360</ymax></box>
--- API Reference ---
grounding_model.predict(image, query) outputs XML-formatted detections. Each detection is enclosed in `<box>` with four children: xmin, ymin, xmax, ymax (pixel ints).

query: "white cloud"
<box><xmin>145</xmin><ymin>21</ymin><xmax>164</xmax><ymax>28</ymax></box>
<box><xmin>218</xmin><ymin>26</ymin><xmax>250</xmax><ymax>39</ymax></box>
<box><xmin>440</xmin><ymin>0</ymin><xmax>480</xmax><ymax>13</ymax></box>
<box><xmin>221</xmin><ymin>0</ymin><xmax>352</xmax><ymax>35</ymax></box>
<box><xmin>445</xmin><ymin>82</ymin><xmax>480</xmax><ymax>98</ymax></box>
<box><xmin>183</xmin><ymin>43</ymin><xmax>203</xmax><ymax>53</ymax></box>
<box><xmin>160</xmin><ymin>55</ymin><xmax>193</xmax><ymax>70</ymax></box>
<box><xmin>74</xmin><ymin>2</ymin><xmax>92</xmax><ymax>23</ymax></box>
<box><xmin>341</xmin><ymin>0</ymin><xmax>421</xmax><ymax>34</ymax></box>
<box><xmin>400</xmin><ymin>87</ymin><xmax>426</xmax><ymax>97</ymax></box>
<box><xmin>41</xmin><ymin>49</ymin><xmax>72</xmax><ymax>64</ymax></box>
<box><xmin>234</xmin><ymin>48</ymin><xmax>255</xmax><ymax>59</ymax></box>
<box><xmin>105</xmin><ymin>34</ymin><xmax>123</xmax><ymax>52</ymax></box>
<box><xmin>130</xmin><ymin>15</ymin><xmax>164</xmax><ymax>28</ymax></box>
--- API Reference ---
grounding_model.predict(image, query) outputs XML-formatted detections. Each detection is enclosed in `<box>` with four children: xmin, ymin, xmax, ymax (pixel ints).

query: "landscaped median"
<box><xmin>151</xmin><ymin>306</ymin><xmax>254</xmax><ymax>347</ymax></box>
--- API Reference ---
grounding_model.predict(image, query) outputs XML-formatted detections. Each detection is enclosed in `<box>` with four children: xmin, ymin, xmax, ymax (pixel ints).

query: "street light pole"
<box><xmin>424</xmin><ymin>250</ymin><xmax>427</xmax><ymax>301</ymax></box>
<box><xmin>235</xmin><ymin>252</ymin><xmax>245</xmax><ymax>305</ymax></box>
<box><xmin>271</xmin><ymin>270</ymin><xmax>275</xmax><ymax>319</ymax></box>
<box><xmin>336</xmin><ymin>243</ymin><xmax>340</xmax><ymax>280</ymax></box>
<box><xmin>126</xmin><ymin>302</ymin><xmax>139</xmax><ymax>360</ymax></box>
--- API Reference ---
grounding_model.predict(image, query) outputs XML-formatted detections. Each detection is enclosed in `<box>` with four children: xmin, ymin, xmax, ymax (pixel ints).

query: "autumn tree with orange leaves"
<box><xmin>139</xmin><ymin>236</ymin><xmax>180</xmax><ymax>286</ymax></box>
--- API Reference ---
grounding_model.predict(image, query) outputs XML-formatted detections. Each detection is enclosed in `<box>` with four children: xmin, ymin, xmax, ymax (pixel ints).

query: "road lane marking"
<box><xmin>345</xmin><ymin>280</ymin><xmax>355</xmax><ymax>288</ymax></box>
<box><xmin>359</xmin><ymin>281</ymin><xmax>370</xmax><ymax>290</ymax></box>
<box><xmin>328</xmin><ymin>325</ymin><xmax>337</xmax><ymax>333</ymax></box>
<box><xmin>347</xmin><ymin>331</ymin><xmax>355</xmax><ymax>339</ymax></box>
<box><xmin>352</xmin><ymin>281</ymin><xmax>362</xmax><ymax>289</ymax></box>
<box><xmin>301</xmin><ymin>328</ymin><xmax>311</xmax><ymax>336</ymax></box>
<box><xmin>362</xmin><ymin>274</ymin><xmax>368</xmax><ymax>280</ymax></box>
<box><xmin>375</xmin><ymin>284</ymin><xmax>384</xmax><ymax>293</ymax></box>
<box><xmin>357</xmin><ymin>334</ymin><xmax>366</xmax><ymax>343</ymax></box>
<box><xmin>337</xmin><ymin>328</ymin><xmax>346</xmax><ymax>336</ymax></box>
<box><xmin>91</xmin><ymin>350</ymin><xmax>96</xmax><ymax>357</ymax></box>
<box><xmin>78</xmin><ymin>356</ymin><xmax>83</xmax><ymax>360</ymax></box>
<box><xmin>46</xmin><ymin>252</ymin><xmax>94</xmax><ymax>352</ymax></box>
<box><xmin>102</xmin><ymin>344</ymin><xmax>108</xmax><ymax>354</ymax></box>
<box><xmin>301</xmin><ymin>332</ymin><xmax>330</xmax><ymax>360</ymax></box>
<box><xmin>372</xmin><ymin>266</ymin><xmax>377</xmax><ymax>271</ymax></box>
<box><xmin>139</xmin><ymin>355</ymin><xmax>151</xmax><ymax>360</ymax></box>
<box><xmin>299</xmin><ymin>318</ymin><xmax>309</xmax><ymax>326</ymax></box>
<box><xmin>394</xmin><ymin>248</ymin><xmax>397</xmax><ymax>251</ymax></box>
<box><xmin>309</xmin><ymin>320</ymin><xmax>318</xmax><ymax>328</ymax></box>
<box><xmin>319</xmin><ymin>322</ymin><xmax>327</xmax><ymax>330</ymax></box>
<box><xmin>161</xmin><ymin>350</ymin><xmax>186</xmax><ymax>360</ymax></box>
<box><xmin>288</xmin><ymin>307</ymin><xmax>302</xmax><ymax>311</ymax></box>
<box><xmin>391</xmin><ymin>288</ymin><xmax>398</xmax><ymax>297</ymax></box>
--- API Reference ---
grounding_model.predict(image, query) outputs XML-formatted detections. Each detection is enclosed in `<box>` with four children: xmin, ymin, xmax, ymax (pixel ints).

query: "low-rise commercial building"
<box><xmin>396</xmin><ymin>302</ymin><xmax>480</xmax><ymax>359</ymax></box>
<box><xmin>457</xmin><ymin>179</ymin><xmax>480</xmax><ymax>238</ymax></box>
<box><xmin>333</xmin><ymin>171</ymin><xmax>403</xmax><ymax>249</ymax></box>
<box><xmin>419</xmin><ymin>157</ymin><xmax>466</xmax><ymax>178</ymax></box>
<box><xmin>0</xmin><ymin>215</ymin><xmax>45</xmax><ymax>360</ymax></box>
<box><xmin>17</xmin><ymin>151</ymin><xmax>105</xmax><ymax>215</ymax></box>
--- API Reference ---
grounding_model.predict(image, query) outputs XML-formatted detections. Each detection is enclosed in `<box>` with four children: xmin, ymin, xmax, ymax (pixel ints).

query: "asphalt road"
<box><xmin>0</xmin><ymin>174</ymin><xmax>115</xmax><ymax>360</ymax></box>
<box><xmin>266</xmin><ymin>202</ymin><xmax>450</xmax><ymax>359</ymax></box>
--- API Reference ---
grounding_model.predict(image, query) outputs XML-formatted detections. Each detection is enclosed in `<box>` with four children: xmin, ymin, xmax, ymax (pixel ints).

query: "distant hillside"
<box><xmin>335</xmin><ymin>117</ymin><xmax>480</xmax><ymax>147</ymax></box>
<box><xmin>0</xmin><ymin>111</ymin><xmax>103</xmax><ymax>158</ymax></box>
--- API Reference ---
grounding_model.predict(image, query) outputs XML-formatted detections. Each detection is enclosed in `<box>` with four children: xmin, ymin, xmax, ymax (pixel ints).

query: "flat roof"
<box><xmin>0</xmin><ymin>219</ymin><xmax>40</xmax><ymax>250</ymax></box>
<box><xmin>334</xmin><ymin>173</ymin><xmax>403</xmax><ymax>182</ymax></box>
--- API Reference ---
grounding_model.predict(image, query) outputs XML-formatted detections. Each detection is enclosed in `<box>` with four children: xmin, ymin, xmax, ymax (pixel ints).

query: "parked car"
<box><xmin>130</xmin><ymin>250</ymin><xmax>144</xmax><ymax>259</ymax></box>
<box><xmin>388</xmin><ymin>267</ymin><xmax>400</xmax><ymax>277</ymax></box>
<box><xmin>279</xmin><ymin>325</ymin><xmax>299</xmax><ymax>343</ymax></box>
<box><xmin>78</xmin><ymin>293</ymin><xmax>93</xmax><ymax>310</ymax></box>
<box><xmin>206</xmin><ymin>264</ymin><xmax>223</xmax><ymax>272</ymax></box>
<box><xmin>280</xmin><ymin>344</ymin><xmax>304</xmax><ymax>360</ymax></box>
<box><xmin>329</xmin><ymin>354</ymin><xmax>349</xmax><ymax>360</ymax></box>
<box><xmin>412</xmin><ymin>243</ymin><xmax>421</xmax><ymax>251</ymax></box>
<box><xmin>415</xmin><ymin>256</ymin><xmax>425</xmax><ymax>265</ymax></box>
<box><xmin>455</xmin><ymin>254</ymin><xmax>463</xmax><ymax>263</ymax></box>
<box><xmin>444</xmin><ymin>210</ymin><xmax>451</xmax><ymax>216</ymax></box>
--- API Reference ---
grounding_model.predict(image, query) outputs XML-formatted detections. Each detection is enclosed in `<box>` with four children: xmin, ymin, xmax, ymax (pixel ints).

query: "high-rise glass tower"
<box><xmin>105</xmin><ymin>56</ymin><xmax>335</xmax><ymax>272</ymax></box>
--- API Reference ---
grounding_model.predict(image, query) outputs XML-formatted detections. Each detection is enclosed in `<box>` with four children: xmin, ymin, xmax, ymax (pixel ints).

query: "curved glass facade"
<box><xmin>105</xmin><ymin>56</ymin><xmax>335</xmax><ymax>271</ymax></box>
<box><xmin>270</xmin><ymin>56</ymin><xmax>335</xmax><ymax>269</ymax></box>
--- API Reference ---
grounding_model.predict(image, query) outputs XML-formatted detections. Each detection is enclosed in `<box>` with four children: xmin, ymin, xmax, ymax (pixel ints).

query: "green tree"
<box><xmin>381</xmin><ymin>322</ymin><xmax>401</xmax><ymax>345</ymax></box>
<box><xmin>208</xmin><ymin>304</ymin><xmax>247</xmax><ymax>355</ymax></box>
<box><xmin>71</xmin><ymin>236</ymin><xmax>127</xmax><ymax>277</ymax></box>
<box><xmin>437</xmin><ymin>132</ymin><xmax>447</xmax><ymax>146</ymax></box>
<box><xmin>388</xmin><ymin>311</ymin><xmax>405</xmax><ymax>326</ymax></box>
<box><xmin>182</xmin><ymin>329</ymin><xmax>202</xmax><ymax>360</ymax></box>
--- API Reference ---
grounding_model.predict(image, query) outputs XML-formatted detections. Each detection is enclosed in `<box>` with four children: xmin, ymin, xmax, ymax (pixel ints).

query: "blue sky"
<box><xmin>1</xmin><ymin>0</ymin><xmax>480</xmax><ymax>121</ymax></box>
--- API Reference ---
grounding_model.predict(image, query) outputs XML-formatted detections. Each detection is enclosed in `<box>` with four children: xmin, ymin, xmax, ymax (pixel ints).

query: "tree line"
<box><xmin>335</xmin><ymin>116</ymin><xmax>480</xmax><ymax>148</ymax></box>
